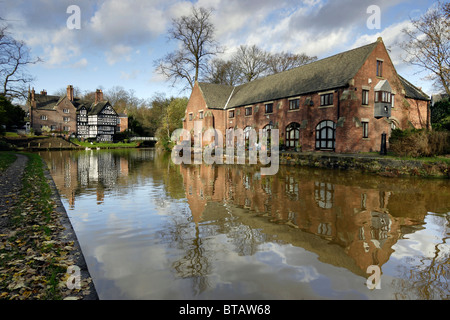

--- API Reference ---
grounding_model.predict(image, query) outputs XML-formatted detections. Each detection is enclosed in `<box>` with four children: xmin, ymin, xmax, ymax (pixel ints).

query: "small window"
<box><xmin>320</xmin><ymin>93</ymin><xmax>333</xmax><ymax>106</ymax></box>
<box><xmin>245</xmin><ymin>107</ymin><xmax>252</xmax><ymax>116</ymax></box>
<box><xmin>362</xmin><ymin>121</ymin><xmax>369</xmax><ymax>138</ymax></box>
<box><xmin>229</xmin><ymin>110</ymin><xmax>235</xmax><ymax>118</ymax></box>
<box><xmin>376</xmin><ymin>60</ymin><xmax>383</xmax><ymax>77</ymax></box>
<box><xmin>63</xmin><ymin>108</ymin><xmax>69</xmax><ymax>113</ymax></box>
<box><xmin>362</xmin><ymin>90</ymin><xmax>369</xmax><ymax>105</ymax></box>
<box><xmin>199</xmin><ymin>111</ymin><xmax>203</xmax><ymax>119</ymax></box>
<box><xmin>391</xmin><ymin>94</ymin><xmax>395</xmax><ymax>108</ymax></box>
<box><xmin>265</xmin><ymin>103</ymin><xmax>273</xmax><ymax>114</ymax></box>
<box><xmin>289</xmin><ymin>99</ymin><xmax>299</xmax><ymax>110</ymax></box>
<box><xmin>63</xmin><ymin>117</ymin><xmax>70</xmax><ymax>122</ymax></box>
<box><xmin>40</xmin><ymin>115</ymin><xmax>47</xmax><ymax>120</ymax></box>
<box><xmin>189</xmin><ymin>113</ymin><xmax>193</xmax><ymax>121</ymax></box>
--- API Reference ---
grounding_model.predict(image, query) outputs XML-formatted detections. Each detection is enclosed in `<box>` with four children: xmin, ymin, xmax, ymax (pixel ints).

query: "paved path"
<box><xmin>0</xmin><ymin>153</ymin><xmax>28</xmax><ymax>233</ymax></box>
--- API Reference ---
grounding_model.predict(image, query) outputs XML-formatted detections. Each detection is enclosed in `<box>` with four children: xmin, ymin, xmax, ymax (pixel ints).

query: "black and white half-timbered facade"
<box><xmin>76</xmin><ymin>89</ymin><xmax>119</xmax><ymax>142</ymax></box>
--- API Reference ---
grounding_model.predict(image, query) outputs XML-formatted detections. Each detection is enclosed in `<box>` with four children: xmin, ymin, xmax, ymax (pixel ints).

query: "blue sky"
<box><xmin>1</xmin><ymin>0</ymin><xmax>440</xmax><ymax>102</ymax></box>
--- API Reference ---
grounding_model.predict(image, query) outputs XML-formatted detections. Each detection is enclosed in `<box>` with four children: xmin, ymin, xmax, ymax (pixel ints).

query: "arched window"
<box><xmin>261</xmin><ymin>123</ymin><xmax>274</xmax><ymax>146</ymax></box>
<box><xmin>262</xmin><ymin>123</ymin><xmax>273</xmax><ymax>134</ymax></box>
<box><xmin>243</xmin><ymin>126</ymin><xmax>253</xmax><ymax>148</ymax></box>
<box><xmin>285</xmin><ymin>122</ymin><xmax>300</xmax><ymax>148</ymax></box>
<box><xmin>315</xmin><ymin>120</ymin><xmax>336</xmax><ymax>150</ymax></box>
<box><xmin>243</xmin><ymin>126</ymin><xmax>252</xmax><ymax>141</ymax></box>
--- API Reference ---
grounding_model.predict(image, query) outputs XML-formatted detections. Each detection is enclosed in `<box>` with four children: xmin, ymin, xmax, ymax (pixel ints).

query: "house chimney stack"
<box><xmin>40</xmin><ymin>90</ymin><xmax>47</xmax><ymax>96</ymax></box>
<box><xmin>67</xmin><ymin>85</ymin><xmax>74</xmax><ymax>101</ymax></box>
<box><xmin>30</xmin><ymin>88</ymin><xmax>36</xmax><ymax>109</ymax></box>
<box><xmin>95</xmin><ymin>89</ymin><xmax>103</xmax><ymax>104</ymax></box>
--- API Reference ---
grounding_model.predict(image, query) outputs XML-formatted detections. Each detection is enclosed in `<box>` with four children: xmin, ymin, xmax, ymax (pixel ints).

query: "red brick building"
<box><xmin>183</xmin><ymin>38</ymin><xmax>430</xmax><ymax>153</ymax></box>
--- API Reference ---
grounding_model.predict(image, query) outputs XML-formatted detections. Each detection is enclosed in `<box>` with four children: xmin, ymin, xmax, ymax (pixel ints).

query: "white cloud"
<box><xmin>88</xmin><ymin>0</ymin><xmax>169</xmax><ymax>47</ymax></box>
<box><xmin>70</xmin><ymin>58</ymin><xmax>89</xmax><ymax>69</ymax></box>
<box><xmin>106</xmin><ymin>45</ymin><xmax>133</xmax><ymax>65</ymax></box>
<box><xmin>120</xmin><ymin>70</ymin><xmax>140</xmax><ymax>80</ymax></box>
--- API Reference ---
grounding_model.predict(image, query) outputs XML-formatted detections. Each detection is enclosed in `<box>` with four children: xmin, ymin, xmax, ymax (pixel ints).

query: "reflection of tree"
<box><xmin>392</xmin><ymin>215</ymin><xmax>449</xmax><ymax>299</ymax></box>
<box><xmin>171</xmin><ymin>224</ymin><xmax>211</xmax><ymax>296</ymax></box>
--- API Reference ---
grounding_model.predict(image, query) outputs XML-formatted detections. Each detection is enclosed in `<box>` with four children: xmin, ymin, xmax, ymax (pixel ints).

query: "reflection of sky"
<box><xmin>54</xmin><ymin>151</ymin><xmax>450</xmax><ymax>300</ymax></box>
<box><xmin>390</xmin><ymin>213</ymin><xmax>448</xmax><ymax>262</ymax></box>
<box><xmin>63</xmin><ymin>177</ymin><xmax>450</xmax><ymax>300</ymax></box>
<box><xmin>381</xmin><ymin>212</ymin><xmax>449</xmax><ymax>299</ymax></box>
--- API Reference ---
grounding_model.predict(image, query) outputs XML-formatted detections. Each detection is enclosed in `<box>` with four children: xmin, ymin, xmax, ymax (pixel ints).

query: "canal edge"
<box><xmin>41</xmin><ymin>157</ymin><xmax>99</xmax><ymax>300</ymax></box>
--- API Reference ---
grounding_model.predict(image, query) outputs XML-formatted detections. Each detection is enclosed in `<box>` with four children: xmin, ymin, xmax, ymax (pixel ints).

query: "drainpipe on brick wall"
<box><xmin>336</xmin><ymin>89</ymin><xmax>340</xmax><ymax>120</ymax></box>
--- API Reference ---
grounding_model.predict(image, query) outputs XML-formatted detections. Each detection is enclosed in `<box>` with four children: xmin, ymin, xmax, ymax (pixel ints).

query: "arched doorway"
<box><xmin>285</xmin><ymin>122</ymin><xmax>300</xmax><ymax>149</ymax></box>
<box><xmin>315</xmin><ymin>120</ymin><xmax>336</xmax><ymax>151</ymax></box>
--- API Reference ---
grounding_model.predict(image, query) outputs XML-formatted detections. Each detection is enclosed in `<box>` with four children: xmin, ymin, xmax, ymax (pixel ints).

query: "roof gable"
<box><xmin>88</xmin><ymin>101</ymin><xmax>117</xmax><ymax>116</ymax></box>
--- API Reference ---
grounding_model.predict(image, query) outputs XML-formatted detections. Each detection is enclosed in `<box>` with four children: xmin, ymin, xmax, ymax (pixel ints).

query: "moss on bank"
<box><xmin>279</xmin><ymin>152</ymin><xmax>450</xmax><ymax>179</ymax></box>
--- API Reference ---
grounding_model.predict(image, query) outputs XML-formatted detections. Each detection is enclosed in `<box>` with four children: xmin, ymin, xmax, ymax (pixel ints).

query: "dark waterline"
<box><xmin>39</xmin><ymin>148</ymin><xmax>450</xmax><ymax>300</ymax></box>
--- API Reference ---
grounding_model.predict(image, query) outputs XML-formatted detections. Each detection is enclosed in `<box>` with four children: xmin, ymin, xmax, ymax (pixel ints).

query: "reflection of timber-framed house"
<box><xmin>28</xmin><ymin>85</ymin><xmax>126</xmax><ymax>142</ymax></box>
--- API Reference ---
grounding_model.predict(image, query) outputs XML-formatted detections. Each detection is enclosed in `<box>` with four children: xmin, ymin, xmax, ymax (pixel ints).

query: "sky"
<box><xmin>0</xmin><ymin>0</ymin><xmax>441</xmax><ymax>102</ymax></box>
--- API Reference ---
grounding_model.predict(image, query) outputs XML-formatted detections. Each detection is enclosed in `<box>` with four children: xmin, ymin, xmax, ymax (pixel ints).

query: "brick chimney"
<box><xmin>67</xmin><ymin>85</ymin><xmax>74</xmax><ymax>101</ymax></box>
<box><xmin>40</xmin><ymin>90</ymin><xmax>47</xmax><ymax>96</ymax></box>
<box><xmin>30</xmin><ymin>88</ymin><xmax>36</xmax><ymax>109</ymax></box>
<box><xmin>95</xmin><ymin>89</ymin><xmax>103</xmax><ymax>104</ymax></box>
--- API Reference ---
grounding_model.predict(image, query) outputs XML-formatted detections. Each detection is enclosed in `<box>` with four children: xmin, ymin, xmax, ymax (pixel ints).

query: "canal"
<box><xmin>39</xmin><ymin>148</ymin><xmax>449</xmax><ymax>300</ymax></box>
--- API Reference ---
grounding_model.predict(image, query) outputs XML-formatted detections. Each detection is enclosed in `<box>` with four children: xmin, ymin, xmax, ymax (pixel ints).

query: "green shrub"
<box><xmin>389</xmin><ymin>128</ymin><xmax>450</xmax><ymax>157</ymax></box>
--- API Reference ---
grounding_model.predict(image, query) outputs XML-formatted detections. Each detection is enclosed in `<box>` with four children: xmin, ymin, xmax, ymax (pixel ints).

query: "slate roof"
<box><xmin>30</xmin><ymin>92</ymin><xmax>116</xmax><ymax>115</ymax></box>
<box><xmin>198</xmin><ymin>39</ymin><xmax>430</xmax><ymax>109</ymax></box>
<box><xmin>32</xmin><ymin>94</ymin><xmax>62</xmax><ymax>110</ymax></box>
<box><xmin>199</xmin><ymin>40</ymin><xmax>380</xmax><ymax>109</ymax></box>
<box><xmin>398</xmin><ymin>75</ymin><xmax>430</xmax><ymax>101</ymax></box>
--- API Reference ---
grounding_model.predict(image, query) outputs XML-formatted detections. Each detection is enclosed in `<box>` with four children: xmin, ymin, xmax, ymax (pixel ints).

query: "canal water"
<box><xmin>39</xmin><ymin>149</ymin><xmax>449</xmax><ymax>300</ymax></box>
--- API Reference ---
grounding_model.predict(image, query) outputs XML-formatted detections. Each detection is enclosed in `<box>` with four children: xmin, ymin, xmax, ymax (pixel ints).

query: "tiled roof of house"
<box><xmin>32</xmin><ymin>94</ymin><xmax>61</xmax><ymax>110</ymax></box>
<box><xmin>30</xmin><ymin>91</ymin><xmax>115</xmax><ymax>115</ymax></box>
<box><xmin>199</xmin><ymin>40</ymin><xmax>380</xmax><ymax>109</ymax></box>
<box><xmin>198</xmin><ymin>39</ymin><xmax>430</xmax><ymax>109</ymax></box>
<box><xmin>398</xmin><ymin>75</ymin><xmax>430</xmax><ymax>101</ymax></box>
<box><xmin>88</xmin><ymin>101</ymin><xmax>110</xmax><ymax>115</ymax></box>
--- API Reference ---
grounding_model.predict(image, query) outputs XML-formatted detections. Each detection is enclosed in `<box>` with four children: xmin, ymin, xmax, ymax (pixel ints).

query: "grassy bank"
<box><xmin>0</xmin><ymin>152</ymin><xmax>17</xmax><ymax>172</ymax></box>
<box><xmin>0</xmin><ymin>153</ymin><xmax>92</xmax><ymax>299</ymax></box>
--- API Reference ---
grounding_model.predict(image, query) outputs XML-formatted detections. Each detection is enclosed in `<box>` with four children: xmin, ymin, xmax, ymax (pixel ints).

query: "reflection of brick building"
<box><xmin>184</xmin><ymin>38</ymin><xmax>430</xmax><ymax>153</ymax></box>
<box><xmin>179</xmin><ymin>164</ymin><xmax>431</xmax><ymax>274</ymax></box>
<box><xmin>28</xmin><ymin>85</ymin><xmax>127</xmax><ymax>141</ymax></box>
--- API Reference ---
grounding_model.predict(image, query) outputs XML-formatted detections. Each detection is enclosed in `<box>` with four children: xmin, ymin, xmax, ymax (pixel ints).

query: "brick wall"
<box><xmin>184</xmin><ymin>40</ymin><xmax>429</xmax><ymax>153</ymax></box>
<box><xmin>31</xmin><ymin>96</ymin><xmax>77</xmax><ymax>135</ymax></box>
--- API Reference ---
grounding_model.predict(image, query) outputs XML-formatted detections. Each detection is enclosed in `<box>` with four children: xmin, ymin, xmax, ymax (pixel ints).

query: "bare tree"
<box><xmin>399</xmin><ymin>1</ymin><xmax>450</xmax><ymax>96</ymax></box>
<box><xmin>0</xmin><ymin>24</ymin><xmax>41</xmax><ymax>100</ymax></box>
<box><xmin>202</xmin><ymin>58</ymin><xmax>241</xmax><ymax>86</ymax></box>
<box><xmin>232</xmin><ymin>44</ymin><xmax>269</xmax><ymax>83</ymax></box>
<box><xmin>266</xmin><ymin>52</ymin><xmax>317</xmax><ymax>74</ymax></box>
<box><xmin>155</xmin><ymin>6</ymin><xmax>223</xmax><ymax>91</ymax></box>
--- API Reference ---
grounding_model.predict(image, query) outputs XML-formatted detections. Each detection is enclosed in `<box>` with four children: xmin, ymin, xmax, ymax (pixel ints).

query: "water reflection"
<box><xmin>39</xmin><ymin>149</ymin><xmax>450</xmax><ymax>299</ymax></box>
<box><xmin>178</xmin><ymin>164</ymin><xmax>449</xmax><ymax>279</ymax></box>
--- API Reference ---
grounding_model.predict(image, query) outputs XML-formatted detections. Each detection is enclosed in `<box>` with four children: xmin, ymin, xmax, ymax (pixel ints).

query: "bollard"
<box><xmin>380</xmin><ymin>132</ymin><xmax>387</xmax><ymax>155</ymax></box>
